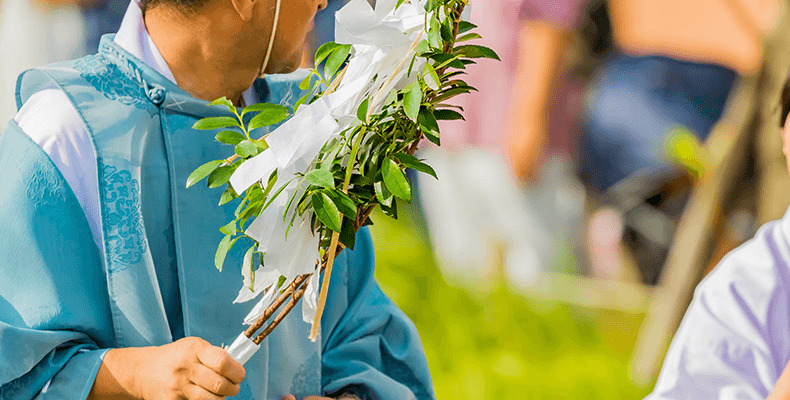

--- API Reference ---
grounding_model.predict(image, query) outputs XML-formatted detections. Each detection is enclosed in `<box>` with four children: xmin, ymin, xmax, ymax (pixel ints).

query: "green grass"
<box><xmin>369</xmin><ymin>205</ymin><xmax>653</xmax><ymax>399</ymax></box>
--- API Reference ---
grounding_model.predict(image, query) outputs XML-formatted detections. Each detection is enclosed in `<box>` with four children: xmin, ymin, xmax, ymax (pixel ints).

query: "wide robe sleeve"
<box><xmin>647</xmin><ymin>222</ymin><xmax>790</xmax><ymax>399</ymax></box>
<box><xmin>320</xmin><ymin>228</ymin><xmax>435</xmax><ymax>400</ymax></box>
<box><xmin>0</xmin><ymin>121</ymin><xmax>114</xmax><ymax>399</ymax></box>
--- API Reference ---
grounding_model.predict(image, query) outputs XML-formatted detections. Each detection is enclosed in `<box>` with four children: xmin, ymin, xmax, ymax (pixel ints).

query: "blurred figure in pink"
<box><xmin>417</xmin><ymin>0</ymin><xmax>589</xmax><ymax>287</ymax></box>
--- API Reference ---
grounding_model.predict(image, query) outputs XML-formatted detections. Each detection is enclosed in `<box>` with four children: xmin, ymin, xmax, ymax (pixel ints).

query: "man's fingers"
<box><xmin>280</xmin><ymin>395</ymin><xmax>297</xmax><ymax>400</ymax></box>
<box><xmin>196</xmin><ymin>346</ymin><xmax>246</xmax><ymax>384</ymax></box>
<box><xmin>183</xmin><ymin>383</ymin><xmax>224</xmax><ymax>400</ymax></box>
<box><xmin>189</xmin><ymin>364</ymin><xmax>240</xmax><ymax>397</ymax></box>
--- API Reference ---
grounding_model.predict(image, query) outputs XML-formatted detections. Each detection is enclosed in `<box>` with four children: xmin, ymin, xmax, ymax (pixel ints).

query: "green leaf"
<box><xmin>430</xmin><ymin>53</ymin><xmax>465</xmax><ymax>70</ymax></box>
<box><xmin>428</xmin><ymin>17</ymin><xmax>442</xmax><ymax>48</ymax></box>
<box><xmin>219</xmin><ymin>220</ymin><xmax>237</xmax><ymax>235</ymax></box>
<box><xmin>457</xmin><ymin>32</ymin><xmax>482</xmax><ymax>42</ymax></box>
<box><xmin>326</xmin><ymin>189</ymin><xmax>357</xmax><ymax>219</ymax></box>
<box><xmin>306</xmin><ymin>168</ymin><xmax>335</xmax><ymax>189</ymax></box>
<box><xmin>393</xmin><ymin>153</ymin><xmax>438</xmax><ymax>179</ymax></box>
<box><xmin>380</xmin><ymin>197</ymin><xmax>398</xmax><ymax>219</ymax></box>
<box><xmin>215</xmin><ymin>130</ymin><xmax>246</xmax><ymax>145</ymax></box>
<box><xmin>434</xmin><ymin>109</ymin><xmax>465</xmax><ymax>121</ymax></box>
<box><xmin>248</xmin><ymin>104</ymin><xmax>291</xmax><ymax>130</ymax></box>
<box><xmin>434</xmin><ymin>86</ymin><xmax>474</xmax><ymax>103</ymax></box>
<box><xmin>254</xmin><ymin>138</ymin><xmax>269</xmax><ymax>152</ymax></box>
<box><xmin>218</xmin><ymin>186</ymin><xmax>238</xmax><ymax>205</ymax></box>
<box><xmin>423</xmin><ymin>63</ymin><xmax>441</xmax><ymax>91</ymax></box>
<box><xmin>441</xmin><ymin>18</ymin><xmax>454</xmax><ymax>42</ymax></box>
<box><xmin>357</xmin><ymin>97</ymin><xmax>370</xmax><ymax>122</ymax></box>
<box><xmin>374</xmin><ymin>180</ymin><xmax>393</xmax><ymax>207</ymax></box>
<box><xmin>382</xmin><ymin>158</ymin><xmax>411</xmax><ymax>201</ymax></box>
<box><xmin>424</xmin><ymin>0</ymin><xmax>438</xmax><ymax>12</ymax></box>
<box><xmin>215</xmin><ymin>234</ymin><xmax>239</xmax><ymax>271</ymax></box>
<box><xmin>325</xmin><ymin>44</ymin><xmax>352</xmax><ymax>80</ymax></box>
<box><xmin>454</xmin><ymin>45</ymin><xmax>501</xmax><ymax>61</ymax></box>
<box><xmin>186</xmin><ymin>160</ymin><xmax>222</xmax><ymax>188</ymax></box>
<box><xmin>458</xmin><ymin>21</ymin><xmax>477</xmax><ymax>34</ymax></box>
<box><xmin>262</xmin><ymin>178</ymin><xmax>294</xmax><ymax>213</ymax></box>
<box><xmin>338</xmin><ymin>217</ymin><xmax>356</xmax><ymax>250</ymax></box>
<box><xmin>312</xmin><ymin>191</ymin><xmax>342</xmax><ymax>232</ymax></box>
<box><xmin>209</xmin><ymin>97</ymin><xmax>236</xmax><ymax>112</ymax></box>
<box><xmin>403</xmin><ymin>82</ymin><xmax>422</xmax><ymax>122</ymax></box>
<box><xmin>385</xmin><ymin>88</ymin><xmax>399</xmax><ymax>106</ymax></box>
<box><xmin>315</xmin><ymin>42</ymin><xmax>342</xmax><ymax>67</ymax></box>
<box><xmin>299</xmin><ymin>72</ymin><xmax>313</xmax><ymax>91</ymax></box>
<box><xmin>294</xmin><ymin>91</ymin><xmax>311</xmax><ymax>113</ymax></box>
<box><xmin>243</xmin><ymin>102</ymin><xmax>287</xmax><ymax>116</ymax></box>
<box><xmin>418</xmin><ymin>107</ymin><xmax>440</xmax><ymax>145</ymax></box>
<box><xmin>207</xmin><ymin>165</ymin><xmax>235</xmax><ymax>189</ymax></box>
<box><xmin>414</xmin><ymin>39</ymin><xmax>430</xmax><ymax>56</ymax></box>
<box><xmin>193</xmin><ymin>116</ymin><xmax>241</xmax><ymax>130</ymax></box>
<box><xmin>235</xmin><ymin>140</ymin><xmax>258</xmax><ymax>158</ymax></box>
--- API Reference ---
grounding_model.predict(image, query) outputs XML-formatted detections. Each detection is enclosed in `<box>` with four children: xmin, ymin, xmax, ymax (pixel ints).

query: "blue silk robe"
<box><xmin>0</xmin><ymin>36</ymin><xmax>435</xmax><ymax>400</ymax></box>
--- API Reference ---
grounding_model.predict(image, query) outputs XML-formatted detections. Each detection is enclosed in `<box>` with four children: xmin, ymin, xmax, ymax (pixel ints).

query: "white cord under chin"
<box><xmin>259</xmin><ymin>0</ymin><xmax>281</xmax><ymax>77</ymax></box>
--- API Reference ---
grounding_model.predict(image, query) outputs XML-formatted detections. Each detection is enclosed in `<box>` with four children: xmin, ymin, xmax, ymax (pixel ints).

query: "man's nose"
<box><xmin>317</xmin><ymin>0</ymin><xmax>328</xmax><ymax>11</ymax></box>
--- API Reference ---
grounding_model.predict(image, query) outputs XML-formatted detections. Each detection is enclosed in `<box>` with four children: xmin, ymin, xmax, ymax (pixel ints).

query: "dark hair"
<box><xmin>139</xmin><ymin>0</ymin><xmax>209</xmax><ymax>14</ymax></box>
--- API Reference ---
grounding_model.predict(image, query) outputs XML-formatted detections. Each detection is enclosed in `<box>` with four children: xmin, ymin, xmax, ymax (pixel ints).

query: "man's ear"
<box><xmin>230</xmin><ymin>0</ymin><xmax>256</xmax><ymax>21</ymax></box>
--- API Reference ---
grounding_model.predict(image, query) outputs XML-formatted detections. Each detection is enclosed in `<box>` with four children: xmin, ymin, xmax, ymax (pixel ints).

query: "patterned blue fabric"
<box><xmin>75</xmin><ymin>53</ymin><xmax>152</xmax><ymax>111</ymax></box>
<box><xmin>1</xmin><ymin>35</ymin><xmax>435</xmax><ymax>400</ymax></box>
<box><xmin>101</xmin><ymin>165</ymin><xmax>147</xmax><ymax>268</ymax></box>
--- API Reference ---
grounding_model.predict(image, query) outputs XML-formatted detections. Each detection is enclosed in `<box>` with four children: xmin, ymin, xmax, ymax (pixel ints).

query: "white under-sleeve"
<box><xmin>15</xmin><ymin>86</ymin><xmax>103</xmax><ymax>250</ymax></box>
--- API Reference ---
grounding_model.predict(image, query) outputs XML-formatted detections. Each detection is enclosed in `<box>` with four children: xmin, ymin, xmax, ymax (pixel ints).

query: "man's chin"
<box><xmin>265</xmin><ymin>57</ymin><xmax>301</xmax><ymax>75</ymax></box>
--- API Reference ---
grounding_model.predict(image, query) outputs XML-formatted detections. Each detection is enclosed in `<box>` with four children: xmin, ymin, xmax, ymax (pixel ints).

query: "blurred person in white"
<box><xmin>647</xmin><ymin>76</ymin><xmax>790</xmax><ymax>399</ymax></box>
<box><xmin>0</xmin><ymin>0</ymin><xmax>88</xmax><ymax>124</ymax></box>
<box><xmin>417</xmin><ymin>0</ymin><xmax>589</xmax><ymax>288</ymax></box>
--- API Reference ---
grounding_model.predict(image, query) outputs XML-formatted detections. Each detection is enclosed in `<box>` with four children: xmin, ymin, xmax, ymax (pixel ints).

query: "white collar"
<box><xmin>113</xmin><ymin>1</ymin><xmax>259</xmax><ymax>104</ymax></box>
<box><xmin>114</xmin><ymin>0</ymin><xmax>178</xmax><ymax>85</ymax></box>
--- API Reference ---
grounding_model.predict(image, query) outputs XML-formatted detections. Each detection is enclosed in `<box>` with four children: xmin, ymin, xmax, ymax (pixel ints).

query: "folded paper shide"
<box><xmin>186</xmin><ymin>0</ymin><xmax>498</xmax><ymax>364</ymax></box>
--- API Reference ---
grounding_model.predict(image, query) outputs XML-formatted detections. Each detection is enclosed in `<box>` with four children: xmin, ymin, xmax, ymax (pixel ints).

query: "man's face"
<box><xmin>255</xmin><ymin>0</ymin><xmax>328</xmax><ymax>74</ymax></box>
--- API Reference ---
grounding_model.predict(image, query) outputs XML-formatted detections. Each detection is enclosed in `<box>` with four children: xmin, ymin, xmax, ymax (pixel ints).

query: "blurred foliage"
<box><xmin>369</xmin><ymin>203</ymin><xmax>653</xmax><ymax>399</ymax></box>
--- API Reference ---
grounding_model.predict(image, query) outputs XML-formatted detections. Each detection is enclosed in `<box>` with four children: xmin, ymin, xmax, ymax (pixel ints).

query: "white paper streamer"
<box><xmin>226</xmin><ymin>333</ymin><xmax>259</xmax><ymax>365</ymax></box>
<box><xmin>229</xmin><ymin>150</ymin><xmax>277</xmax><ymax>194</ymax></box>
<box><xmin>302</xmin><ymin>266</ymin><xmax>322</xmax><ymax>323</ymax></box>
<box><xmin>243</xmin><ymin>283</ymin><xmax>279</xmax><ymax>325</ymax></box>
<box><xmin>235</xmin><ymin>266</ymin><xmax>280</xmax><ymax>304</ymax></box>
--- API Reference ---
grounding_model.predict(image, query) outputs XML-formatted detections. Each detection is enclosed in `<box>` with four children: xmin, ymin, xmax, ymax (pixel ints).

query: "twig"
<box><xmin>309</xmin><ymin>231</ymin><xmax>340</xmax><ymax>340</ymax></box>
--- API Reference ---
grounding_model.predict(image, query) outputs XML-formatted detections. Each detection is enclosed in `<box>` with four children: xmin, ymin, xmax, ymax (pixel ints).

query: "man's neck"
<box><xmin>144</xmin><ymin>4</ymin><xmax>263</xmax><ymax>104</ymax></box>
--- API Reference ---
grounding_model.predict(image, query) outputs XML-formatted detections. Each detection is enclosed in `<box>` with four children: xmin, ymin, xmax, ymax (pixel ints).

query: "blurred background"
<box><xmin>3</xmin><ymin>0</ymin><xmax>790</xmax><ymax>398</ymax></box>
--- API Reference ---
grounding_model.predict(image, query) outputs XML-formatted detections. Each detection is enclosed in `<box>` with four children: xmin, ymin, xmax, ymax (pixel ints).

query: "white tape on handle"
<box><xmin>226</xmin><ymin>334</ymin><xmax>259</xmax><ymax>365</ymax></box>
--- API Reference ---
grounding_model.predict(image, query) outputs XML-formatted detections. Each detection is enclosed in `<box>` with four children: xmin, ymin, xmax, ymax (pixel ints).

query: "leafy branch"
<box><xmin>188</xmin><ymin>0</ymin><xmax>498</xmax><ymax>345</ymax></box>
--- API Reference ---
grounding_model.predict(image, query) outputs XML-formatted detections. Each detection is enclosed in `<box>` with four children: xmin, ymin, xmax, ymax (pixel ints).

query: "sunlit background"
<box><xmin>3</xmin><ymin>0</ymin><xmax>790</xmax><ymax>398</ymax></box>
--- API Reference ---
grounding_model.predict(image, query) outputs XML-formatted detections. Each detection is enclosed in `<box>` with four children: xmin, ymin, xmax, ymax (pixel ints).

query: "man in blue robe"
<box><xmin>0</xmin><ymin>0</ymin><xmax>435</xmax><ymax>398</ymax></box>
<box><xmin>647</xmin><ymin>80</ymin><xmax>790</xmax><ymax>398</ymax></box>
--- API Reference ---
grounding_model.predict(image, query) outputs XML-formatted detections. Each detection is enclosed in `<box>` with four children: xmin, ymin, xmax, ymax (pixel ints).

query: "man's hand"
<box><xmin>769</xmin><ymin>360</ymin><xmax>790</xmax><ymax>399</ymax></box>
<box><xmin>89</xmin><ymin>336</ymin><xmax>245</xmax><ymax>399</ymax></box>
